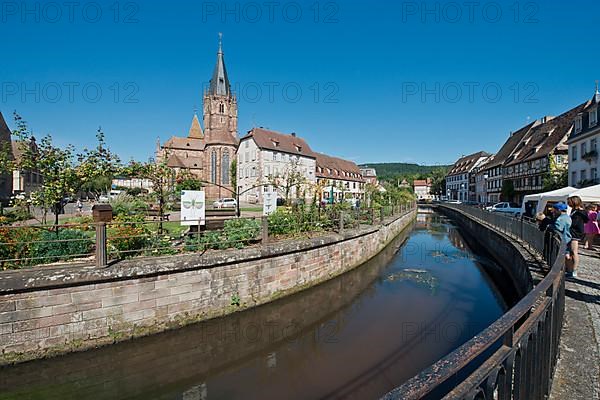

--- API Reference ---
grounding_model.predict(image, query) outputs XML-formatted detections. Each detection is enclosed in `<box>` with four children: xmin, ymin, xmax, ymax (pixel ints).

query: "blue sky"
<box><xmin>1</xmin><ymin>0</ymin><xmax>598</xmax><ymax>165</ymax></box>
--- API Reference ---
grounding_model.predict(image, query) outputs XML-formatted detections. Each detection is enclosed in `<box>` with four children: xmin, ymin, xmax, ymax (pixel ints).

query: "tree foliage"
<box><xmin>12</xmin><ymin>113</ymin><xmax>120</xmax><ymax>225</ymax></box>
<box><xmin>543</xmin><ymin>153</ymin><xmax>568</xmax><ymax>191</ymax></box>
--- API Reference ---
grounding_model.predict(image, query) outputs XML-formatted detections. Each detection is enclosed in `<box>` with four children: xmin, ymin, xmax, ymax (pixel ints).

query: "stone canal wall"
<box><xmin>0</xmin><ymin>210</ymin><xmax>416</xmax><ymax>364</ymax></box>
<box><xmin>438</xmin><ymin>206</ymin><xmax>535</xmax><ymax>298</ymax></box>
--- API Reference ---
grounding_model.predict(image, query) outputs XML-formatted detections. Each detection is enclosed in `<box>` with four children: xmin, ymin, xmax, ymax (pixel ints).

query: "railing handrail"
<box><xmin>382</xmin><ymin>204</ymin><xmax>565</xmax><ymax>400</ymax></box>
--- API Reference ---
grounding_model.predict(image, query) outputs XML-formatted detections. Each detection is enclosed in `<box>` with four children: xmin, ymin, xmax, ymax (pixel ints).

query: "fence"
<box><xmin>382</xmin><ymin>204</ymin><xmax>566</xmax><ymax>400</ymax></box>
<box><xmin>0</xmin><ymin>203</ymin><xmax>417</xmax><ymax>270</ymax></box>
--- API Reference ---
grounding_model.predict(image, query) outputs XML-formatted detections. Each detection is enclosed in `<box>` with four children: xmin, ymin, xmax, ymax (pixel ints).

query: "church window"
<box><xmin>211</xmin><ymin>151</ymin><xmax>217</xmax><ymax>183</ymax></box>
<box><xmin>222</xmin><ymin>151</ymin><xmax>230</xmax><ymax>185</ymax></box>
<box><xmin>219</xmin><ymin>103</ymin><xmax>225</xmax><ymax>113</ymax></box>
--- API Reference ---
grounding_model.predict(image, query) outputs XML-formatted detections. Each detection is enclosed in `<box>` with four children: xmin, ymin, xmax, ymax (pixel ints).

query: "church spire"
<box><xmin>209</xmin><ymin>33</ymin><xmax>231</xmax><ymax>97</ymax></box>
<box><xmin>188</xmin><ymin>112</ymin><xmax>204</xmax><ymax>139</ymax></box>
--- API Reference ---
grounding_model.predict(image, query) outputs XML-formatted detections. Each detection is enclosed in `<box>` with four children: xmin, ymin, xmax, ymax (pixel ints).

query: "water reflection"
<box><xmin>0</xmin><ymin>213</ymin><xmax>507</xmax><ymax>400</ymax></box>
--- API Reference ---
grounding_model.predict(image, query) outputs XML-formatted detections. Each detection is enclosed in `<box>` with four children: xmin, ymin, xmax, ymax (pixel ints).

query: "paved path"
<box><xmin>550</xmin><ymin>251</ymin><xmax>600</xmax><ymax>400</ymax></box>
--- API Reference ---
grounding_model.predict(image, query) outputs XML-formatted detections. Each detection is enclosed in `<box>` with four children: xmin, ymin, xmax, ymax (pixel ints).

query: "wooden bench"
<box><xmin>145</xmin><ymin>209</ymin><xmax>170</xmax><ymax>221</ymax></box>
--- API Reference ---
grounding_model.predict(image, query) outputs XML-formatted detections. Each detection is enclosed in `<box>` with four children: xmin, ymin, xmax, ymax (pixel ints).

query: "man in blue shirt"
<box><xmin>551</xmin><ymin>202</ymin><xmax>574</xmax><ymax>277</ymax></box>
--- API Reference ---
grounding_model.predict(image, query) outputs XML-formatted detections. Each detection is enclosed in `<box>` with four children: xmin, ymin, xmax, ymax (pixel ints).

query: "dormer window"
<box><xmin>295</xmin><ymin>145</ymin><xmax>302</xmax><ymax>152</ymax></box>
<box><xmin>590</xmin><ymin>108</ymin><xmax>598</xmax><ymax>128</ymax></box>
<box><xmin>575</xmin><ymin>115</ymin><xmax>583</xmax><ymax>133</ymax></box>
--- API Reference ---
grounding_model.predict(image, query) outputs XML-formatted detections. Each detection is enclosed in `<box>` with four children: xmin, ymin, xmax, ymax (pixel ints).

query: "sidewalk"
<box><xmin>550</xmin><ymin>252</ymin><xmax>600</xmax><ymax>400</ymax></box>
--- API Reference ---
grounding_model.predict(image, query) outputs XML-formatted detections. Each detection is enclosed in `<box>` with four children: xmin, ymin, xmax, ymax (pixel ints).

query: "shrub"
<box><xmin>0</xmin><ymin>227</ymin><xmax>40</xmax><ymax>269</ymax></box>
<box><xmin>109</xmin><ymin>193</ymin><xmax>148</xmax><ymax>217</ymax></box>
<box><xmin>145</xmin><ymin>234</ymin><xmax>178</xmax><ymax>256</ymax></box>
<box><xmin>268</xmin><ymin>208</ymin><xmax>331</xmax><ymax>236</ymax></box>
<box><xmin>185</xmin><ymin>218</ymin><xmax>261</xmax><ymax>252</ymax></box>
<box><xmin>30</xmin><ymin>229</ymin><xmax>94</xmax><ymax>264</ymax></box>
<box><xmin>222</xmin><ymin>218</ymin><xmax>261</xmax><ymax>249</ymax></box>
<box><xmin>107</xmin><ymin>215</ymin><xmax>150</xmax><ymax>258</ymax></box>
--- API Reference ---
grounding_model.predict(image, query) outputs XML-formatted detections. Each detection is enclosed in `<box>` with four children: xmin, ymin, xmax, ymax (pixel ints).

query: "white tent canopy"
<box><xmin>571</xmin><ymin>184</ymin><xmax>600</xmax><ymax>203</ymax></box>
<box><xmin>521</xmin><ymin>187</ymin><xmax>578</xmax><ymax>216</ymax></box>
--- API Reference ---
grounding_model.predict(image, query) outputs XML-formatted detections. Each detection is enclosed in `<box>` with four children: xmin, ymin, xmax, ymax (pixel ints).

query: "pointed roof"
<box><xmin>447</xmin><ymin>151</ymin><xmax>491</xmax><ymax>176</ymax></box>
<box><xmin>506</xmin><ymin>101</ymin><xmax>590</xmax><ymax>166</ymax></box>
<box><xmin>188</xmin><ymin>114</ymin><xmax>204</xmax><ymax>139</ymax></box>
<box><xmin>209</xmin><ymin>33</ymin><xmax>231</xmax><ymax>97</ymax></box>
<box><xmin>242</xmin><ymin>128</ymin><xmax>315</xmax><ymax>158</ymax></box>
<box><xmin>0</xmin><ymin>111</ymin><xmax>11</xmax><ymax>143</ymax></box>
<box><xmin>483</xmin><ymin>120</ymin><xmax>539</xmax><ymax>170</ymax></box>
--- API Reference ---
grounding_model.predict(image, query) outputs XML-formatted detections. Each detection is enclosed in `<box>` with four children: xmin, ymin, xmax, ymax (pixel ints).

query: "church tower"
<box><xmin>203</xmin><ymin>33</ymin><xmax>238</xmax><ymax>142</ymax></box>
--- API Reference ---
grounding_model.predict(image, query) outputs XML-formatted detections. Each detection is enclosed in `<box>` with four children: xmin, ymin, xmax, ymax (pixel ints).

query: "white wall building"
<box><xmin>446</xmin><ymin>152</ymin><xmax>491</xmax><ymax>202</ymax></box>
<box><xmin>413</xmin><ymin>179</ymin><xmax>433</xmax><ymax>201</ymax></box>
<box><xmin>568</xmin><ymin>90</ymin><xmax>600</xmax><ymax>188</ymax></box>
<box><xmin>315</xmin><ymin>153</ymin><xmax>365</xmax><ymax>203</ymax></box>
<box><xmin>237</xmin><ymin>128</ymin><xmax>316</xmax><ymax>204</ymax></box>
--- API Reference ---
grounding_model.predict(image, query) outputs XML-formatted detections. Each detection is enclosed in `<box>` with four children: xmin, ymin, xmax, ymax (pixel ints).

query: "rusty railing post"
<box><xmin>261</xmin><ymin>216</ymin><xmax>269</xmax><ymax>244</ymax></box>
<box><xmin>95</xmin><ymin>222</ymin><xmax>108</xmax><ymax>268</ymax></box>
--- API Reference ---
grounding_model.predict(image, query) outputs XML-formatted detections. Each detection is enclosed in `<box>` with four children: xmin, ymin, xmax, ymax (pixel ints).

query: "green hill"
<box><xmin>360</xmin><ymin>163</ymin><xmax>450</xmax><ymax>182</ymax></box>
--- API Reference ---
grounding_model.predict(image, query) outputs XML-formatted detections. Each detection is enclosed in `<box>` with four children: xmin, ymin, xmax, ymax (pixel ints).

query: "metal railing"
<box><xmin>0</xmin><ymin>203</ymin><xmax>417</xmax><ymax>270</ymax></box>
<box><xmin>382</xmin><ymin>204</ymin><xmax>566</xmax><ymax>400</ymax></box>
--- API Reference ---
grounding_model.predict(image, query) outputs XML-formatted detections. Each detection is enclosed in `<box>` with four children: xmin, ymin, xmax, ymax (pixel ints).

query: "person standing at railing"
<box><xmin>535</xmin><ymin>212</ymin><xmax>554</xmax><ymax>232</ymax></box>
<box><xmin>583</xmin><ymin>204</ymin><xmax>599</xmax><ymax>250</ymax></box>
<box><xmin>550</xmin><ymin>202</ymin><xmax>573</xmax><ymax>274</ymax></box>
<box><xmin>566</xmin><ymin>196</ymin><xmax>588</xmax><ymax>279</ymax></box>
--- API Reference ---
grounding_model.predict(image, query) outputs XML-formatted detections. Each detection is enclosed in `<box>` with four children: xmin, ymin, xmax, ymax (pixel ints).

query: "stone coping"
<box><xmin>0</xmin><ymin>218</ymin><xmax>402</xmax><ymax>295</ymax></box>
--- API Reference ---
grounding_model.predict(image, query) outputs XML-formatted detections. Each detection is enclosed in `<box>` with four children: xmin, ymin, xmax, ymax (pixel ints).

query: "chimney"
<box><xmin>291</xmin><ymin>132</ymin><xmax>296</xmax><ymax>137</ymax></box>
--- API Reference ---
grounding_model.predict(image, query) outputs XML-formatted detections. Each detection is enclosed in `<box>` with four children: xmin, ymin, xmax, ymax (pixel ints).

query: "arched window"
<box><xmin>222</xmin><ymin>151</ymin><xmax>230</xmax><ymax>185</ymax></box>
<box><xmin>219</xmin><ymin>103</ymin><xmax>225</xmax><ymax>113</ymax></box>
<box><xmin>211</xmin><ymin>151</ymin><xmax>217</xmax><ymax>184</ymax></box>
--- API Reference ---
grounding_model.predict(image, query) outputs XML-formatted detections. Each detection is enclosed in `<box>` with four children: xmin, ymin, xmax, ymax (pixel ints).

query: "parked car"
<box><xmin>487</xmin><ymin>202</ymin><xmax>521</xmax><ymax>216</ymax></box>
<box><xmin>213</xmin><ymin>198</ymin><xmax>237</xmax><ymax>209</ymax></box>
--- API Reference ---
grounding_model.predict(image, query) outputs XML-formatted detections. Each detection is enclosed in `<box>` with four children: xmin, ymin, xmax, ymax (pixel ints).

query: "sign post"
<box><xmin>263</xmin><ymin>190</ymin><xmax>278</xmax><ymax>216</ymax></box>
<box><xmin>181</xmin><ymin>190</ymin><xmax>206</xmax><ymax>227</ymax></box>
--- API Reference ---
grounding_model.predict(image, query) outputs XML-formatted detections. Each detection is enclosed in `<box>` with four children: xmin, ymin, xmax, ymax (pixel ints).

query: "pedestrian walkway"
<box><xmin>550</xmin><ymin>253</ymin><xmax>600</xmax><ymax>400</ymax></box>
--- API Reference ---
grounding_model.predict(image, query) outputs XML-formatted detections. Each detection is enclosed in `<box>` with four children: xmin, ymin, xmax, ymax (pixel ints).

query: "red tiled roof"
<box><xmin>242</xmin><ymin>128</ymin><xmax>315</xmax><ymax>158</ymax></box>
<box><xmin>315</xmin><ymin>153</ymin><xmax>364</xmax><ymax>182</ymax></box>
<box><xmin>413</xmin><ymin>179</ymin><xmax>431</xmax><ymax>187</ymax></box>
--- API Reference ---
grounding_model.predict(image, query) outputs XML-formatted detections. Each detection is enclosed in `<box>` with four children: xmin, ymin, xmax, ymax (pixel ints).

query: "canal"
<box><xmin>0</xmin><ymin>211</ymin><xmax>512</xmax><ymax>400</ymax></box>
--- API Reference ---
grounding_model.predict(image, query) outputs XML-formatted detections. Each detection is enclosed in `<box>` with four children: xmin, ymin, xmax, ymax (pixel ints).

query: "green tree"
<box><xmin>501</xmin><ymin>180</ymin><xmax>515</xmax><ymax>202</ymax></box>
<box><xmin>268</xmin><ymin>159</ymin><xmax>307</xmax><ymax>205</ymax></box>
<box><xmin>429</xmin><ymin>168</ymin><xmax>447</xmax><ymax>197</ymax></box>
<box><xmin>543</xmin><ymin>154</ymin><xmax>568</xmax><ymax>191</ymax></box>
<box><xmin>122</xmin><ymin>157</ymin><xmax>174</xmax><ymax>228</ymax></box>
<box><xmin>12</xmin><ymin>114</ymin><xmax>120</xmax><ymax>225</ymax></box>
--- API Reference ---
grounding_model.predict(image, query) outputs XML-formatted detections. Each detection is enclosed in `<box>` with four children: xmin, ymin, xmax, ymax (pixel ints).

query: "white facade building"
<box><xmin>446</xmin><ymin>152</ymin><xmax>491</xmax><ymax>202</ymax></box>
<box><xmin>237</xmin><ymin>128</ymin><xmax>316</xmax><ymax>204</ymax></box>
<box><xmin>413</xmin><ymin>179</ymin><xmax>433</xmax><ymax>201</ymax></box>
<box><xmin>568</xmin><ymin>91</ymin><xmax>600</xmax><ymax>188</ymax></box>
<box><xmin>315</xmin><ymin>153</ymin><xmax>365</xmax><ymax>204</ymax></box>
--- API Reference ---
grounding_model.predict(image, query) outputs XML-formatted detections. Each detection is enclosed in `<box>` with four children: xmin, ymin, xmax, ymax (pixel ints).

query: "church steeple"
<box><xmin>203</xmin><ymin>33</ymin><xmax>238</xmax><ymax>143</ymax></box>
<box><xmin>209</xmin><ymin>33</ymin><xmax>231</xmax><ymax>97</ymax></box>
<box><xmin>188</xmin><ymin>113</ymin><xmax>204</xmax><ymax>139</ymax></box>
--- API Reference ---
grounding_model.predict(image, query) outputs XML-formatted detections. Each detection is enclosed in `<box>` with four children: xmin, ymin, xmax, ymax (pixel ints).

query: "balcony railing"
<box><xmin>382</xmin><ymin>204</ymin><xmax>565</xmax><ymax>400</ymax></box>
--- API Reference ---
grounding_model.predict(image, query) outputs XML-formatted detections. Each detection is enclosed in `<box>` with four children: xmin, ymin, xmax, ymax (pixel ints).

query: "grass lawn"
<box><xmin>241</xmin><ymin>207</ymin><xmax>263</xmax><ymax>212</ymax></box>
<box><xmin>152</xmin><ymin>221</ymin><xmax>188</xmax><ymax>236</ymax></box>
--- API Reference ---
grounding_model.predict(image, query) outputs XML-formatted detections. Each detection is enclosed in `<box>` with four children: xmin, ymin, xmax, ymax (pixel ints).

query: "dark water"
<box><xmin>0</xmin><ymin>212</ymin><xmax>508</xmax><ymax>400</ymax></box>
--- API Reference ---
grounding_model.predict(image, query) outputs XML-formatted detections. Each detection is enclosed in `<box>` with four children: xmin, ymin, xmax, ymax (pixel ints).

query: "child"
<box><xmin>584</xmin><ymin>204</ymin><xmax>599</xmax><ymax>249</ymax></box>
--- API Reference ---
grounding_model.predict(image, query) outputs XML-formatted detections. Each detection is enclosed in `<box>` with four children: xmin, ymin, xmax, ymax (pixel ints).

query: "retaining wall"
<box><xmin>0</xmin><ymin>210</ymin><xmax>416</xmax><ymax>364</ymax></box>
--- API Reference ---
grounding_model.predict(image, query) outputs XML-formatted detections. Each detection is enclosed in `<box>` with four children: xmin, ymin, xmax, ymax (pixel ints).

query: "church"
<box><xmin>156</xmin><ymin>35</ymin><xmax>239</xmax><ymax>200</ymax></box>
